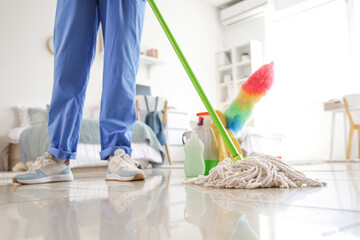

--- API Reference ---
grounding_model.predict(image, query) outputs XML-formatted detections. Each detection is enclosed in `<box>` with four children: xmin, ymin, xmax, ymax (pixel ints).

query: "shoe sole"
<box><xmin>12</xmin><ymin>174</ymin><xmax>74</xmax><ymax>185</ymax></box>
<box><xmin>105</xmin><ymin>173</ymin><xmax>145</xmax><ymax>182</ymax></box>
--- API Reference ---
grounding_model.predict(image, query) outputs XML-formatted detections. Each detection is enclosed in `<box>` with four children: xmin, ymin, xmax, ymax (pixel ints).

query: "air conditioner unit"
<box><xmin>220</xmin><ymin>0</ymin><xmax>268</xmax><ymax>27</ymax></box>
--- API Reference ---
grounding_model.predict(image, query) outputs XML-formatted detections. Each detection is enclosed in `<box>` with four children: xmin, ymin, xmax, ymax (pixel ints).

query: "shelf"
<box><xmin>219</xmin><ymin>78</ymin><xmax>247</xmax><ymax>87</ymax></box>
<box><xmin>218</xmin><ymin>65</ymin><xmax>232</xmax><ymax>71</ymax></box>
<box><xmin>216</xmin><ymin>40</ymin><xmax>263</xmax><ymax>113</ymax></box>
<box><xmin>140</xmin><ymin>55</ymin><xmax>164</xmax><ymax>65</ymax></box>
<box><xmin>218</xmin><ymin>61</ymin><xmax>250</xmax><ymax>72</ymax></box>
<box><xmin>139</xmin><ymin>55</ymin><xmax>165</xmax><ymax>77</ymax></box>
<box><xmin>234</xmin><ymin>78</ymin><xmax>248</xmax><ymax>84</ymax></box>
<box><xmin>235</xmin><ymin>60</ymin><xmax>251</xmax><ymax>67</ymax></box>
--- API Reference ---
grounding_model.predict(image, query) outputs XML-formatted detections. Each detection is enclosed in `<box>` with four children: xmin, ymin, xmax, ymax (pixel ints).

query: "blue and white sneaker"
<box><xmin>13</xmin><ymin>152</ymin><xmax>73</xmax><ymax>185</ymax></box>
<box><xmin>105</xmin><ymin>149</ymin><xmax>145</xmax><ymax>182</ymax></box>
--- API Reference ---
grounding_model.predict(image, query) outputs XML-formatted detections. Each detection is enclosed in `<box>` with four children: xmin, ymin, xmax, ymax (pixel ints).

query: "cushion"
<box><xmin>16</xmin><ymin>104</ymin><xmax>48</xmax><ymax>127</ymax></box>
<box><xmin>28</xmin><ymin>107</ymin><xmax>49</xmax><ymax>125</ymax></box>
<box><xmin>7</xmin><ymin>127</ymin><xmax>28</xmax><ymax>144</ymax></box>
<box><xmin>16</xmin><ymin>105</ymin><xmax>32</xmax><ymax>127</ymax></box>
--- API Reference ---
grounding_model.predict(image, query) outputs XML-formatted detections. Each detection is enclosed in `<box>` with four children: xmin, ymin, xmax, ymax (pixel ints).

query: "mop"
<box><xmin>147</xmin><ymin>0</ymin><xmax>326</xmax><ymax>189</ymax></box>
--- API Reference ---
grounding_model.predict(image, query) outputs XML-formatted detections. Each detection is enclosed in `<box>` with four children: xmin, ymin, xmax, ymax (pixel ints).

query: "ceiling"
<box><xmin>198</xmin><ymin>0</ymin><xmax>242</xmax><ymax>8</ymax></box>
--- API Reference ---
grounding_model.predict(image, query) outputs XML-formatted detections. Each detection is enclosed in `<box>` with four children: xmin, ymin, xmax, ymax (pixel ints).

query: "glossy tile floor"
<box><xmin>1</xmin><ymin>161</ymin><xmax>360</xmax><ymax>240</ymax></box>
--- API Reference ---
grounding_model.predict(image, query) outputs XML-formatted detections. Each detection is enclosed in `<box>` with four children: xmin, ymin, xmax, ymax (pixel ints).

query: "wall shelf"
<box><xmin>219</xmin><ymin>77</ymin><xmax>248</xmax><ymax>87</ymax></box>
<box><xmin>235</xmin><ymin>60</ymin><xmax>251</xmax><ymax>67</ymax></box>
<box><xmin>139</xmin><ymin>55</ymin><xmax>165</xmax><ymax>78</ymax></box>
<box><xmin>218</xmin><ymin>65</ymin><xmax>232</xmax><ymax>71</ymax></box>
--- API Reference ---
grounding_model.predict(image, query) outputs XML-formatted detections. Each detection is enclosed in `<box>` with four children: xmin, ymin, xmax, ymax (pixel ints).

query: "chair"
<box><xmin>343</xmin><ymin>94</ymin><xmax>360</xmax><ymax>159</ymax></box>
<box><xmin>136</xmin><ymin>96</ymin><xmax>172</xmax><ymax>165</ymax></box>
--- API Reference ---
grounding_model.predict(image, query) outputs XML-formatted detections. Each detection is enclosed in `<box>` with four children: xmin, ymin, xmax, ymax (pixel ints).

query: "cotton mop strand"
<box><xmin>185</xmin><ymin>155</ymin><xmax>326</xmax><ymax>189</ymax></box>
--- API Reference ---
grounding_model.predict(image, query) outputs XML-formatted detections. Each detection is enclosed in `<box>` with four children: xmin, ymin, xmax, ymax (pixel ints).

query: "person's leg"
<box><xmin>47</xmin><ymin>0</ymin><xmax>100</xmax><ymax>160</ymax></box>
<box><xmin>98</xmin><ymin>0</ymin><xmax>146</xmax><ymax>161</ymax></box>
<box><xmin>13</xmin><ymin>0</ymin><xmax>100</xmax><ymax>185</ymax></box>
<box><xmin>13</xmin><ymin>0</ymin><xmax>100</xmax><ymax>184</ymax></box>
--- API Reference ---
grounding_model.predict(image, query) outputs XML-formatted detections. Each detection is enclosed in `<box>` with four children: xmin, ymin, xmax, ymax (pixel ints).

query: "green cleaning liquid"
<box><xmin>204</xmin><ymin>159</ymin><xmax>219</xmax><ymax>175</ymax></box>
<box><xmin>196</xmin><ymin>117</ymin><xmax>219</xmax><ymax>176</ymax></box>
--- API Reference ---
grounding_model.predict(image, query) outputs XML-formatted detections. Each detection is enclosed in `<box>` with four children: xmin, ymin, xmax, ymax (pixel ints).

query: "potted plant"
<box><xmin>241</xmin><ymin>52</ymin><xmax>250</xmax><ymax>62</ymax></box>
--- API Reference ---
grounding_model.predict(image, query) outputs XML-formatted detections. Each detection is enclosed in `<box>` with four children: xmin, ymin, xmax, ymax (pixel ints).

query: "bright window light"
<box><xmin>256</xmin><ymin>0</ymin><xmax>359</xmax><ymax>160</ymax></box>
<box><xmin>271</xmin><ymin>0</ymin><xmax>352</xmax><ymax>105</ymax></box>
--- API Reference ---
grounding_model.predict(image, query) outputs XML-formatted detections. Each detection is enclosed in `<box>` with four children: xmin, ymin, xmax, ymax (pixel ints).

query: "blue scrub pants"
<box><xmin>47</xmin><ymin>0</ymin><xmax>146</xmax><ymax>160</ymax></box>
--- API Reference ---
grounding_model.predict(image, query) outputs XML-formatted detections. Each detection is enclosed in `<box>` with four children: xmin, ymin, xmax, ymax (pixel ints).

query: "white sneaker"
<box><xmin>105</xmin><ymin>149</ymin><xmax>145</xmax><ymax>182</ymax></box>
<box><xmin>13</xmin><ymin>152</ymin><xmax>73</xmax><ymax>185</ymax></box>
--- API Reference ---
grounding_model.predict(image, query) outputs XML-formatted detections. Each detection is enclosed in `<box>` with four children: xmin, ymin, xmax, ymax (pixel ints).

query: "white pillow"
<box><xmin>7</xmin><ymin>127</ymin><xmax>28</xmax><ymax>144</ymax></box>
<box><xmin>16</xmin><ymin>104</ymin><xmax>47</xmax><ymax>127</ymax></box>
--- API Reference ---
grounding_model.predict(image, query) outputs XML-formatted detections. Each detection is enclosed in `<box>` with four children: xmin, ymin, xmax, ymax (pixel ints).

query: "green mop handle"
<box><xmin>147</xmin><ymin>0</ymin><xmax>243</xmax><ymax>162</ymax></box>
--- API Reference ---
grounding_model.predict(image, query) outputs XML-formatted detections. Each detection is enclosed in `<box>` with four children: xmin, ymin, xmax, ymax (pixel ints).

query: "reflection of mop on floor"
<box><xmin>185</xmin><ymin>184</ymin><xmax>322</xmax><ymax>215</ymax></box>
<box><xmin>184</xmin><ymin>184</ymin><xmax>323</xmax><ymax>240</ymax></box>
<box><xmin>185</xmin><ymin>185</ymin><xmax>259</xmax><ymax>240</ymax></box>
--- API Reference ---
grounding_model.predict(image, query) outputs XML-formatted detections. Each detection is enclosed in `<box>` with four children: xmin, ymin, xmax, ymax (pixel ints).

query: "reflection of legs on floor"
<box><xmin>12</xmin><ymin>185</ymin><xmax>80</xmax><ymax>240</ymax></box>
<box><xmin>100</xmin><ymin>200</ymin><xmax>136</xmax><ymax>240</ymax></box>
<box><xmin>3</xmin><ymin>206</ymin><xmax>27</xmax><ymax>240</ymax></box>
<box><xmin>99</xmin><ymin>176</ymin><xmax>165</xmax><ymax>239</ymax></box>
<box><xmin>44</xmin><ymin>199</ymin><xmax>80</xmax><ymax>240</ymax></box>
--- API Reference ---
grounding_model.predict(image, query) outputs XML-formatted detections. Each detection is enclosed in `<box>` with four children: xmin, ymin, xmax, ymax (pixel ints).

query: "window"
<box><xmin>271</xmin><ymin>0</ymin><xmax>352</xmax><ymax>104</ymax></box>
<box><xmin>257</xmin><ymin>0</ymin><xmax>359</xmax><ymax>160</ymax></box>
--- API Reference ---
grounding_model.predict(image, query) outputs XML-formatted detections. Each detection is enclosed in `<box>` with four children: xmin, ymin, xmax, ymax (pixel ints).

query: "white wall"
<box><xmin>0</xmin><ymin>0</ymin><xmax>57</xmax><ymax>170</ymax></box>
<box><xmin>274</xmin><ymin>0</ymin><xmax>307</xmax><ymax>10</ymax></box>
<box><xmin>0</xmin><ymin>0</ymin><xmax>222</xmax><ymax>170</ymax></box>
<box><xmin>223</xmin><ymin>17</ymin><xmax>266</xmax><ymax>50</ymax></box>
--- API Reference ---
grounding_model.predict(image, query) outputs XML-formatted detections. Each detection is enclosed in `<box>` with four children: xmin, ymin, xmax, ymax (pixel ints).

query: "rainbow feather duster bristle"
<box><xmin>224</xmin><ymin>62</ymin><xmax>274</xmax><ymax>137</ymax></box>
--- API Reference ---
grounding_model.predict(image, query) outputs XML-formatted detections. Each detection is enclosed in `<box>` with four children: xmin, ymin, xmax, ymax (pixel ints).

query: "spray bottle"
<box><xmin>184</xmin><ymin>131</ymin><xmax>205</xmax><ymax>178</ymax></box>
<box><xmin>197</xmin><ymin>117</ymin><xmax>219</xmax><ymax>175</ymax></box>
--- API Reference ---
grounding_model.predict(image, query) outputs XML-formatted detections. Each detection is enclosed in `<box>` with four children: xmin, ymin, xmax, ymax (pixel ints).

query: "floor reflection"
<box><xmin>184</xmin><ymin>185</ymin><xmax>259</xmax><ymax>240</ymax></box>
<box><xmin>8</xmin><ymin>172</ymin><xmax>169</xmax><ymax>240</ymax></box>
<box><xmin>9</xmin><ymin>186</ymin><xmax>80</xmax><ymax>240</ymax></box>
<box><xmin>3</xmin><ymin>163</ymin><xmax>360</xmax><ymax>240</ymax></box>
<box><xmin>101</xmin><ymin>173</ymin><xmax>169</xmax><ymax>239</ymax></box>
<box><xmin>183</xmin><ymin>184</ymin><xmax>324</xmax><ymax>240</ymax></box>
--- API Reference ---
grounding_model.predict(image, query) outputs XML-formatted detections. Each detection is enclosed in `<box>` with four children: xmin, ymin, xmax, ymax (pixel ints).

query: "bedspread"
<box><xmin>19</xmin><ymin>120</ymin><xmax>165</xmax><ymax>167</ymax></box>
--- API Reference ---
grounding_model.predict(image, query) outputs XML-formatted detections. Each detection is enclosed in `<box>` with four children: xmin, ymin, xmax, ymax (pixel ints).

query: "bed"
<box><xmin>7</xmin><ymin>119</ymin><xmax>165</xmax><ymax>170</ymax></box>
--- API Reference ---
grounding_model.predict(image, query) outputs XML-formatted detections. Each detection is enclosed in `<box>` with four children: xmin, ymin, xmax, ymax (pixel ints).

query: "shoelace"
<box><xmin>109</xmin><ymin>152</ymin><xmax>136</xmax><ymax>168</ymax></box>
<box><xmin>29</xmin><ymin>157</ymin><xmax>54</xmax><ymax>171</ymax></box>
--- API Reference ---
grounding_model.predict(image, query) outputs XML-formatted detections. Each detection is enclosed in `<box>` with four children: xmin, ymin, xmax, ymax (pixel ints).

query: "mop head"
<box><xmin>185</xmin><ymin>154</ymin><xmax>326</xmax><ymax>189</ymax></box>
<box><xmin>224</xmin><ymin>62</ymin><xmax>274</xmax><ymax>138</ymax></box>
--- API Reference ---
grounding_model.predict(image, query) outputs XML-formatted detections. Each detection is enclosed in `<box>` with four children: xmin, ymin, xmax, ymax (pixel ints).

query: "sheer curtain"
<box><xmin>352</xmin><ymin>0</ymin><xmax>360</xmax><ymax>70</ymax></box>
